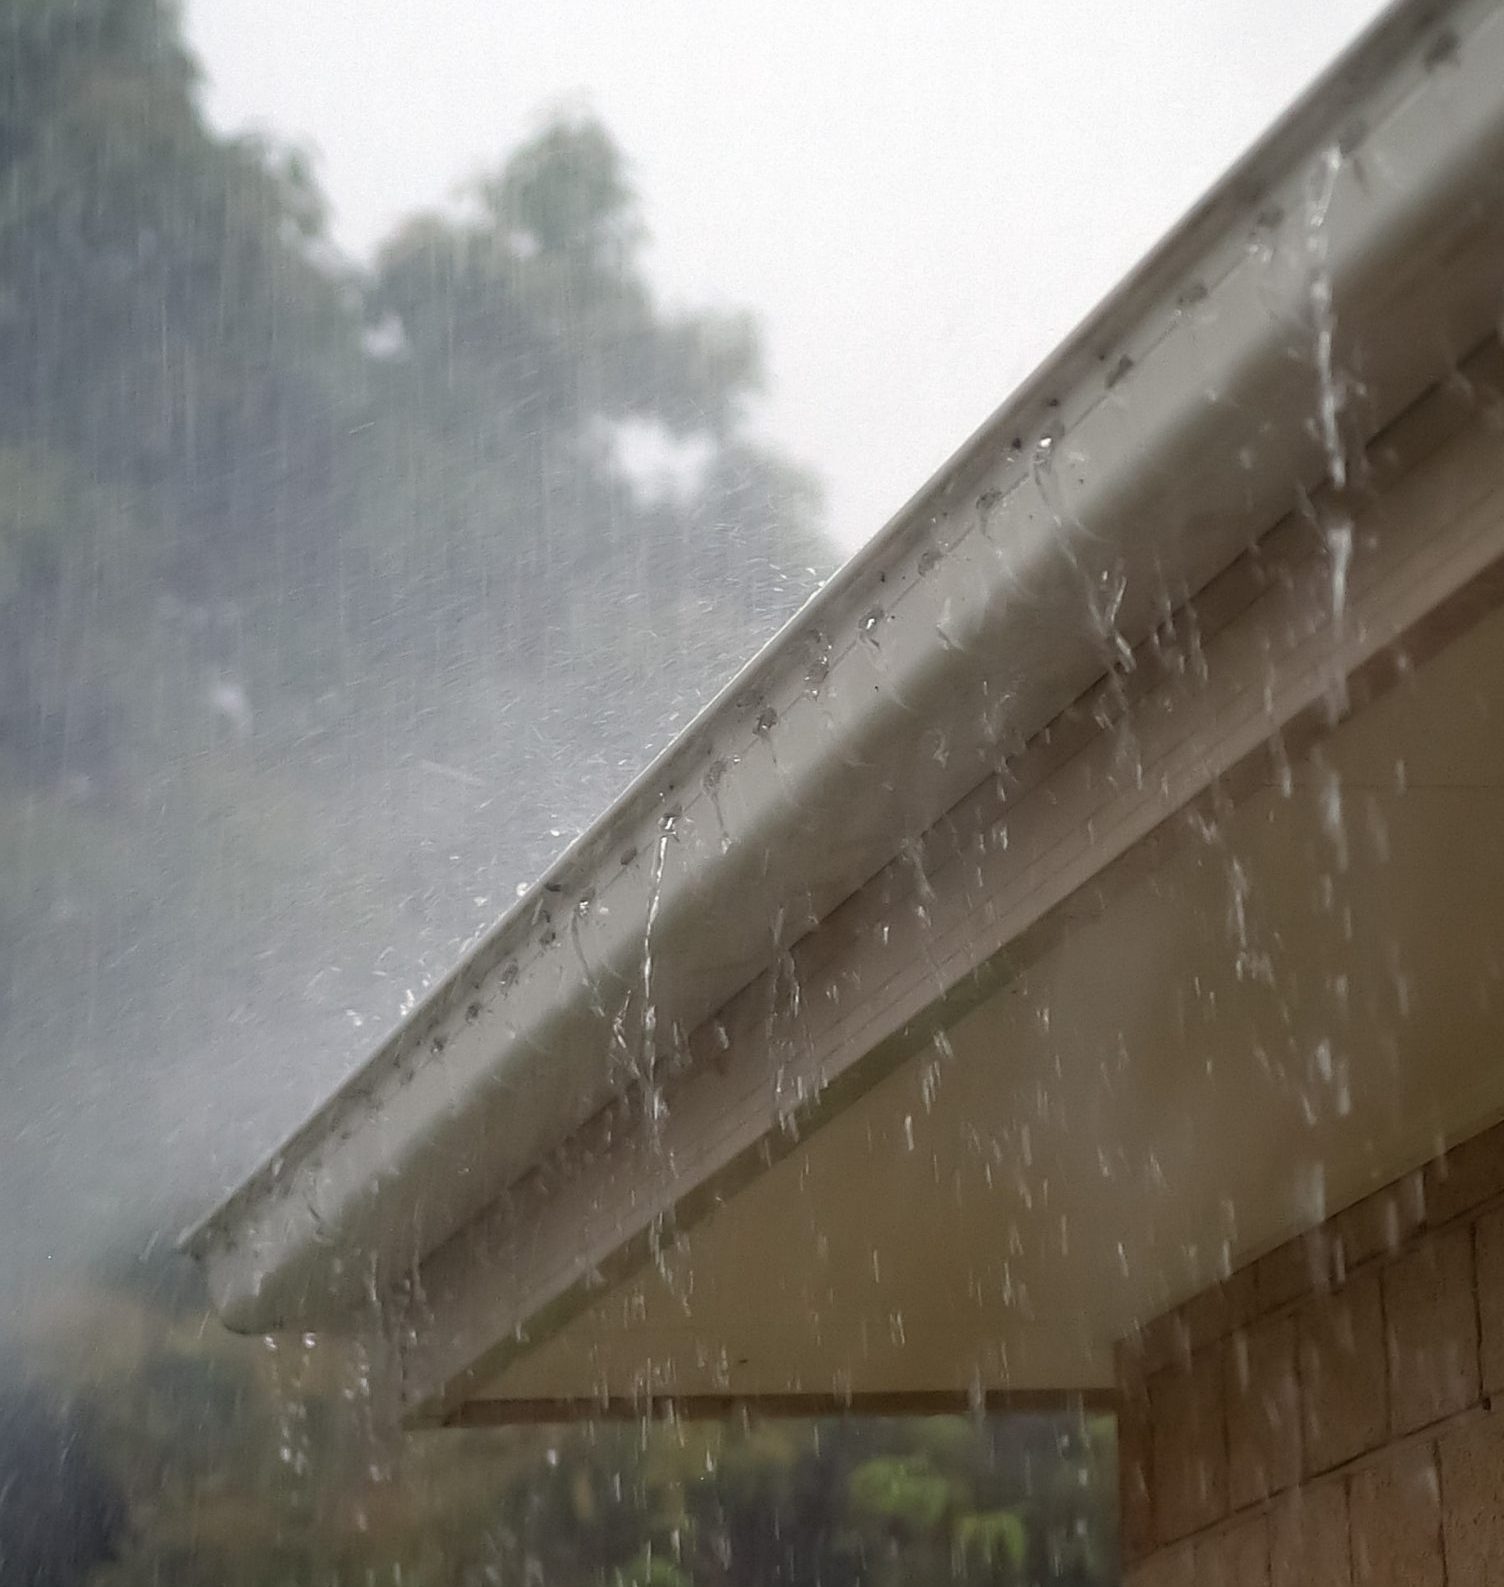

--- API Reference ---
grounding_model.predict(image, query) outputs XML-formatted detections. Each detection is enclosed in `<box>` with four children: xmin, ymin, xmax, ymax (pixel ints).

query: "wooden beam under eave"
<box><xmin>442</xmin><ymin>1388</ymin><xmax>1119</xmax><ymax>1428</ymax></box>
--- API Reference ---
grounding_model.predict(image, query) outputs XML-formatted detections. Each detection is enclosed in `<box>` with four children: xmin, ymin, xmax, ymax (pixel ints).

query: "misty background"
<box><xmin>185</xmin><ymin>0</ymin><xmax>1389</xmax><ymax>551</ymax></box>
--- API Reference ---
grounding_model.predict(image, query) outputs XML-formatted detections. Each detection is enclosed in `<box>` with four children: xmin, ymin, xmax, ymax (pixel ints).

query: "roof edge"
<box><xmin>185</xmin><ymin>0</ymin><xmax>1504</xmax><ymax>1332</ymax></box>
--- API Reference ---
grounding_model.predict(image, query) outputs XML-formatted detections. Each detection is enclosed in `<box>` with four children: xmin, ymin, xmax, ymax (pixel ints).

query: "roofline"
<box><xmin>186</xmin><ymin>0</ymin><xmax>1504</xmax><ymax>1332</ymax></box>
<box><xmin>401</xmin><ymin>339</ymin><xmax>1504</xmax><ymax>1421</ymax></box>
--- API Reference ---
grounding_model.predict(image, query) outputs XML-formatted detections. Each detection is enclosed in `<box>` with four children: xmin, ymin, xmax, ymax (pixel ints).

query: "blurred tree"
<box><xmin>0</xmin><ymin>0</ymin><xmax>829</xmax><ymax>1100</ymax></box>
<box><xmin>363</xmin><ymin>113</ymin><xmax>822</xmax><ymax>708</ymax></box>
<box><xmin>0</xmin><ymin>1383</ymin><xmax>127</xmax><ymax>1585</ymax></box>
<box><xmin>23</xmin><ymin>1256</ymin><xmax>1115</xmax><ymax>1586</ymax></box>
<box><xmin>0</xmin><ymin>0</ymin><xmax>365</xmax><ymax>598</ymax></box>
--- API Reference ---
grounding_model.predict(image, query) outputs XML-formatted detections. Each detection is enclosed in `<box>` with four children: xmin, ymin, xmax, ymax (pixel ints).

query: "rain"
<box><xmin>9</xmin><ymin>0</ymin><xmax>1504</xmax><ymax>1585</ymax></box>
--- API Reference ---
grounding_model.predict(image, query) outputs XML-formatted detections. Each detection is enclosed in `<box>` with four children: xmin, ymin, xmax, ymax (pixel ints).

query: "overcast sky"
<box><xmin>184</xmin><ymin>0</ymin><xmax>1388</xmax><ymax>552</ymax></box>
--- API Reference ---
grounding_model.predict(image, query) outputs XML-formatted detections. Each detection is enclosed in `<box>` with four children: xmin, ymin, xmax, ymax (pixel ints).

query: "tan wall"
<box><xmin>1117</xmin><ymin>1121</ymin><xmax>1504</xmax><ymax>1585</ymax></box>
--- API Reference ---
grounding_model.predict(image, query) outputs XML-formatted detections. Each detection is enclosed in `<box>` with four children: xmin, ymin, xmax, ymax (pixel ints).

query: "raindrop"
<box><xmin>1030</xmin><ymin>419</ymin><xmax>1072</xmax><ymax>538</ymax></box>
<box><xmin>801</xmin><ymin>628</ymin><xmax>832</xmax><ymax>695</ymax></box>
<box><xmin>1248</xmin><ymin>204</ymin><xmax>1284</xmax><ymax>264</ymax></box>
<box><xmin>702</xmin><ymin>761</ymin><xmax>733</xmax><ymax>853</ymax></box>
<box><xmin>1319</xmin><ymin>765</ymin><xmax>1349</xmax><ymax>873</ymax></box>
<box><xmin>1327</xmin><ymin>515</ymin><xmax>1353</xmax><ymax>625</ymax></box>
<box><xmin>1105</xmin><ymin>353</ymin><xmax>1134</xmax><ymax>389</ymax></box>
<box><xmin>1424</xmin><ymin>27</ymin><xmax>1460</xmax><ymax>70</ymax></box>
<box><xmin>1305</xmin><ymin>144</ymin><xmax>1349</xmax><ymax>490</ymax></box>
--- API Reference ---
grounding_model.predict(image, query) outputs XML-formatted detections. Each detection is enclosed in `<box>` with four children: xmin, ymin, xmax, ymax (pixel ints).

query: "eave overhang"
<box><xmin>185</xmin><ymin>0</ymin><xmax>1504</xmax><ymax>1356</ymax></box>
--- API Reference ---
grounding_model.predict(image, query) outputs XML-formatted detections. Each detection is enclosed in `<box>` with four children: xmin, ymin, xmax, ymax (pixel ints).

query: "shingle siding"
<box><xmin>1120</xmin><ymin>1118</ymin><xmax>1504</xmax><ymax>1585</ymax></box>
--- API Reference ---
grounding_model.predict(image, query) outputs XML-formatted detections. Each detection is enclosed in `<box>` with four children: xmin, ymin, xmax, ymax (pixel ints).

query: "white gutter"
<box><xmin>185</xmin><ymin>0</ymin><xmax>1504</xmax><ymax>1332</ymax></box>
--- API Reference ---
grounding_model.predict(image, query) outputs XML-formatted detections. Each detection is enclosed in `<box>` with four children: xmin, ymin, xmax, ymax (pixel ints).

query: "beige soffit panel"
<box><xmin>186</xmin><ymin>0</ymin><xmax>1504</xmax><ymax>1336</ymax></box>
<box><xmin>456</xmin><ymin>592</ymin><xmax>1504</xmax><ymax>1424</ymax></box>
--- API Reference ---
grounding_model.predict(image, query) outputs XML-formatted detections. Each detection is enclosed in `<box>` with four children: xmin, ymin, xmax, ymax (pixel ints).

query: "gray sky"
<box><xmin>184</xmin><ymin>0</ymin><xmax>1388</xmax><ymax>552</ymax></box>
